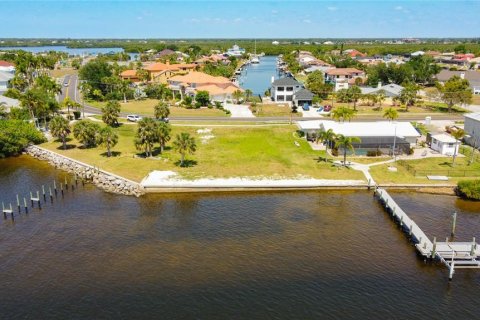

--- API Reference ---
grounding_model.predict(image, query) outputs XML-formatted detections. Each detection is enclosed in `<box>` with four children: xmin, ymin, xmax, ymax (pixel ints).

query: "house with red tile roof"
<box><xmin>0</xmin><ymin>60</ymin><xmax>15</xmax><ymax>73</ymax></box>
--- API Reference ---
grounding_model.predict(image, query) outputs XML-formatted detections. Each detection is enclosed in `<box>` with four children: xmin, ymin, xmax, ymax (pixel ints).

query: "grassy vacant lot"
<box><xmin>251</xmin><ymin>103</ymin><xmax>301</xmax><ymax>117</ymax></box>
<box><xmin>41</xmin><ymin>124</ymin><xmax>364</xmax><ymax>182</ymax></box>
<box><xmin>472</xmin><ymin>95</ymin><xmax>480</xmax><ymax>105</ymax></box>
<box><xmin>89</xmin><ymin>99</ymin><xmax>228</xmax><ymax>117</ymax></box>
<box><xmin>49</xmin><ymin>68</ymin><xmax>78</xmax><ymax>78</ymax></box>
<box><xmin>370</xmin><ymin>152</ymin><xmax>480</xmax><ymax>184</ymax></box>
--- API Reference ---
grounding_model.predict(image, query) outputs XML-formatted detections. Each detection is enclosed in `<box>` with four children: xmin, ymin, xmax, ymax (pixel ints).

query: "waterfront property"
<box><xmin>325</xmin><ymin>68</ymin><xmax>366</xmax><ymax>92</ymax></box>
<box><xmin>270</xmin><ymin>77</ymin><xmax>303</xmax><ymax>104</ymax></box>
<box><xmin>464</xmin><ymin>113</ymin><xmax>480</xmax><ymax>147</ymax></box>
<box><xmin>226</xmin><ymin>44</ymin><xmax>245</xmax><ymax>57</ymax></box>
<box><xmin>429</xmin><ymin>133</ymin><xmax>460</xmax><ymax>156</ymax></box>
<box><xmin>298</xmin><ymin>120</ymin><xmax>421</xmax><ymax>154</ymax></box>
<box><xmin>167</xmin><ymin>71</ymin><xmax>243</xmax><ymax>102</ymax></box>
<box><xmin>0</xmin><ymin>60</ymin><xmax>15</xmax><ymax>73</ymax></box>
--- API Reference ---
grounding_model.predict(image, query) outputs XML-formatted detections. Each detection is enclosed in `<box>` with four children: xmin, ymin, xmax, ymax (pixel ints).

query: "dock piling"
<box><xmin>42</xmin><ymin>185</ymin><xmax>46</xmax><ymax>202</ymax></box>
<box><xmin>60</xmin><ymin>183</ymin><xmax>64</xmax><ymax>197</ymax></box>
<box><xmin>471</xmin><ymin>237</ymin><xmax>476</xmax><ymax>256</ymax></box>
<box><xmin>451</xmin><ymin>212</ymin><xmax>457</xmax><ymax>237</ymax></box>
<box><xmin>54</xmin><ymin>180</ymin><xmax>57</xmax><ymax>197</ymax></box>
<box><xmin>23</xmin><ymin>197</ymin><xmax>28</xmax><ymax>214</ymax></box>
<box><xmin>16</xmin><ymin>194</ymin><xmax>20</xmax><ymax>213</ymax></box>
<box><xmin>49</xmin><ymin>186</ymin><xmax>53</xmax><ymax>203</ymax></box>
<box><xmin>64</xmin><ymin>176</ymin><xmax>68</xmax><ymax>190</ymax></box>
<box><xmin>431</xmin><ymin>237</ymin><xmax>437</xmax><ymax>258</ymax></box>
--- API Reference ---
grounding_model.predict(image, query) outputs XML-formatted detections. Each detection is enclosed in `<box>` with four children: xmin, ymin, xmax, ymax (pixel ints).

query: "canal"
<box><xmin>239</xmin><ymin>56</ymin><xmax>280</xmax><ymax>96</ymax></box>
<box><xmin>0</xmin><ymin>156</ymin><xmax>479</xmax><ymax>319</ymax></box>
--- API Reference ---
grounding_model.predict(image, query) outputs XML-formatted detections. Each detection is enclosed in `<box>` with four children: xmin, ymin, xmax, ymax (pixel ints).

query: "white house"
<box><xmin>270</xmin><ymin>77</ymin><xmax>303</xmax><ymax>103</ymax></box>
<box><xmin>430</xmin><ymin>134</ymin><xmax>460</xmax><ymax>156</ymax></box>
<box><xmin>0</xmin><ymin>95</ymin><xmax>20</xmax><ymax>113</ymax></box>
<box><xmin>0</xmin><ymin>71</ymin><xmax>14</xmax><ymax>93</ymax></box>
<box><xmin>464</xmin><ymin>113</ymin><xmax>480</xmax><ymax>148</ymax></box>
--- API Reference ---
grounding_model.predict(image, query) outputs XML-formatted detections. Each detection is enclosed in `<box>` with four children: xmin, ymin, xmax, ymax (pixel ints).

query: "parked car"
<box><xmin>302</xmin><ymin>103</ymin><xmax>310</xmax><ymax>111</ymax></box>
<box><xmin>127</xmin><ymin>114</ymin><xmax>142</xmax><ymax>122</ymax></box>
<box><xmin>157</xmin><ymin>117</ymin><xmax>169</xmax><ymax>123</ymax></box>
<box><xmin>316</xmin><ymin>106</ymin><xmax>324</xmax><ymax>112</ymax></box>
<box><xmin>63</xmin><ymin>82</ymin><xmax>69</xmax><ymax>87</ymax></box>
<box><xmin>323</xmin><ymin>105</ymin><xmax>332</xmax><ymax>112</ymax></box>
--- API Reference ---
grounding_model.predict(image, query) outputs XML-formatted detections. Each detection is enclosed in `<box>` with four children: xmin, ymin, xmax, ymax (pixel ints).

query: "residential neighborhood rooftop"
<box><xmin>271</xmin><ymin>77</ymin><xmax>302</xmax><ymax>86</ymax></box>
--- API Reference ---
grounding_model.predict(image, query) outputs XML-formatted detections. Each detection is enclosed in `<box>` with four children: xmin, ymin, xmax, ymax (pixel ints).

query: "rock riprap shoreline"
<box><xmin>25</xmin><ymin>145</ymin><xmax>144</xmax><ymax>197</ymax></box>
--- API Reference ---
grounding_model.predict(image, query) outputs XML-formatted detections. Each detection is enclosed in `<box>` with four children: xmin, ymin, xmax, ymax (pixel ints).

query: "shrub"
<box><xmin>367</xmin><ymin>150</ymin><xmax>382</xmax><ymax>157</ymax></box>
<box><xmin>73</xmin><ymin>111</ymin><xmax>81</xmax><ymax>120</ymax></box>
<box><xmin>456</xmin><ymin>180</ymin><xmax>480</xmax><ymax>200</ymax></box>
<box><xmin>0</xmin><ymin>120</ymin><xmax>46</xmax><ymax>157</ymax></box>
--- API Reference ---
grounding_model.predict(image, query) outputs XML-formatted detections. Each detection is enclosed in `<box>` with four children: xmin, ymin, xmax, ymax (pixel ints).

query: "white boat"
<box><xmin>251</xmin><ymin>39</ymin><xmax>260</xmax><ymax>64</ymax></box>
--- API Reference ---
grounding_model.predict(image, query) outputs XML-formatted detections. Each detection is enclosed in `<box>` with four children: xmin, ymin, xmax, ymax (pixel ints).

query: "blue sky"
<box><xmin>2</xmin><ymin>1</ymin><xmax>480</xmax><ymax>38</ymax></box>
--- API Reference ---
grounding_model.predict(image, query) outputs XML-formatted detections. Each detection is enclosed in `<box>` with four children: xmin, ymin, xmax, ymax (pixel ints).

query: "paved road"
<box><xmin>63</xmin><ymin>76</ymin><xmax>465</xmax><ymax>123</ymax></box>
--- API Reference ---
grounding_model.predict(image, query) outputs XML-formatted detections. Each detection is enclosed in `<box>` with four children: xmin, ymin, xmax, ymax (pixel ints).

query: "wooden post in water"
<box><xmin>368</xmin><ymin>179</ymin><xmax>371</xmax><ymax>190</ymax></box>
<box><xmin>30</xmin><ymin>192</ymin><xmax>34</xmax><ymax>207</ymax></box>
<box><xmin>23</xmin><ymin>197</ymin><xmax>28</xmax><ymax>214</ymax></box>
<box><xmin>60</xmin><ymin>183</ymin><xmax>64</xmax><ymax>197</ymax></box>
<box><xmin>2</xmin><ymin>202</ymin><xmax>6</xmax><ymax>219</ymax></box>
<box><xmin>451</xmin><ymin>212</ymin><xmax>457</xmax><ymax>237</ymax></box>
<box><xmin>471</xmin><ymin>237</ymin><xmax>476</xmax><ymax>257</ymax></box>
<box><xmin>431</xmin><ymin>237</ymin><xmax>437</xmax><ymax>259</ymax></box>
<box><xmin>399</xmin><ymin>215</ymin><xmax>403</xmax><ymax>227</ymax></box>
<box><xmin>409</xmin><ymin>224</ymin><xmax>413</xmax><ymax>236</ymax></box>
<box><xmin>64</xmin><ymin>176</ymin><xmax>68</xmax><ymax>190</ymax></box>
<box><xmin>37</xmin><ymin>191</ymin><xmax>41</xmax><ymax>210</ymax></box>
<box><xmin>16</xmin><ymin>194</ymin><xmax>20</xmax><ymax>213</ymax></box>
<box><xmin>449</xmin><ymin>253</ymin><xmax>455</xmax><ymax>281</ymax></box>
<box><xmin>9</xmin><ymin>203</ymin><xmax>13</xmax><ymax>220</ymax></box>
<box><xmin>54</xmin><ymin>180</ymin><xmax>57</xmax><ymax>197</ymax></box>
<box><xmin>75</xmin><ymin>174</ymin><xmax>78</xmax><ymax>186</ymax></box>
<box><xmin>49</xmin><ymin>186</ymin><xmax>53</xmax><ymax>203</ymax></box>
<box><xmin>42</xmin><ymin>185</ymin><xmax>46</xmax><ymax>202</ymax></box>
<box><xmin>71</xmin><ymin>178</ymin><xmax>75</xmax><ymax>191</ymax></box>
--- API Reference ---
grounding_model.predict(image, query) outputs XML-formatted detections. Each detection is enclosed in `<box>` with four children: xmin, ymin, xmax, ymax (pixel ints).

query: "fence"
<box><xmin>398</xmin><ymin>160</ymin><xmax>480</xmax><ymax>177</ymax></box>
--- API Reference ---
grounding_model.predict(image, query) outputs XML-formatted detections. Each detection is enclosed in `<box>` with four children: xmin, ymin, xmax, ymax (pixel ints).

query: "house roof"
<box><xmin>144</xmin><ymin>62</ymin><xmax>195</xmax><ymax>72</ymax></box>
<box><xmin>0</xmin><ymin>95</ymin><xmax>19</xmax><ymax>106</ymax></box>
<box><xmin>0</xmin><ymin>60</ymin><xmax>14</xmax><ymax>67</ymax></box>
<box><xmin>157</xmin><ymin>49</ymin><xmax>176</xmax><ymax>57</ymax></box>
<box><xmin>436</xmin><ymin>70</ymin><xmax>480</xmax><ymax>82</ymax></box>
<box><xmin>169</xmin><ymin>71</ymin><xmax>232</xmax><ymax>85</ymax></box>
<box><xmin>465</xmin><ymin>113</ymin><xmax>480</xmax><ymax>122</ymax></box>
<box><xmin>196</xmin><ymin>83</ymin><xmax>242</xmax><ymax>95</ymax></box>
<box><xmin>271</xmin><ymin>77</ymin><xmax>302</xmax><ymax>87</ymax></box>
<box><xmin>431</xmin><ymin>134</ymin><xmax>458</xmax><ymax>143</ymax></box>
<box><xmin>297</xmin><ymin>120</ymin><xmax>421</xmax><ymax>138</ymax></box>
<box><xmin>326</xmin><ymin>68</ymin><xmax>364</xmax><ymax>76</ymax></box>
<box><xmin>0</xmin><ymin>70</ymin><xmax>14</xmax><ymax>82</ymax></box>
<box><xmin>294</xmin><ymin>88</ymin><xmax>314</xmax><ymax>100</ymax></box>
<box><xmin>120</xmin><ymin>69</ymin><xmax>138</xmax><ymax>77</ymax></box>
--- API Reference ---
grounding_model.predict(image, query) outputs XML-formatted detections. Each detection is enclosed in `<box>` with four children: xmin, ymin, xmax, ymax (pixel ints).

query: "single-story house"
<box><xmin>0</xmin><ymin>60</ymin><xmax>15</xmax><ymax>73</ymax></box>
<box><xmin>430</xmin><ymin>133</ymin><xmax>460</xmax><ymax>156</ymax></box>
<box><xmin>293</xmin><ymin>88</ymin><xmax>314</xmax><ymax>107</ymax></box>
<box><xmin>0</xmin><ymin>95</ymin><xmax>20</xmax><ymax>113</ymax></box>
<box><xmin>435</xmin><ymin>70</ymin><xmax>480</xmax><ymax>95</ymax></box>
<box><xmin>270</xmin><ymin>77</ymin><xmax>303</xmax><ymax>103</ymax></box>
<box><xmin>360</xmin><ymin>83</ymin><xmax>404</xmax><ymax>97</ymax></box>
<box><xmin>464</xmin><ymin>113</ymin><xmax>480</xmax><ymax>147</ymax></box>
<box><xmin>297</xmin><ymin>120</ymin><xmax>421</xmax><ymax>155</ymax></box>
<box><xmin>0</xmin><ymin>71</ymin><xmax>14</xmax><ymax>93</ymax></box>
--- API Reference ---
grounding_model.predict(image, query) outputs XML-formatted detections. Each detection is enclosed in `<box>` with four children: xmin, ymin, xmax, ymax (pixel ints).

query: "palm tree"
<box><xmin>316</xmin><ymin>129</ymin><xmax>336</xmax><ymax>160</ymax></box>
<box><xmin>134</xmin><ymin>118</ymin><xmax>158</xmax><ymax>157</ymax></box>
<box><xmin>451</xmin><ymin>129</ymin><xmax>465</xmax><ymax>166</ymax></box>
<box><xmin>154</xmin><ymin>101</ymin><xmax>170</xmax><ymax>120</ymax></box>
<box><xmin>376</xmin><ymin>90</ymin><xmax>386</xmax><ymax>109</ymax></box>
<box><xmin>232</xmin><ymin>90</ymin><xmax>244</xmax><ymax>104</ymax></box>
<box><xmin>335</xmin><ymin>134</ymin><xmax>361</xmax><ymax>166</ymax></box>
<box><xmin>244</xmin><ymin>89</ymin><xmax>253</xmax><ymax>102</ymax></box>
<box><xmin>157</xmin><ymin>122</ymin><xmax>171</xmax><ymax>153</ymax></box>
<box><xmin>62</xmin><ymin>97</ymin><xmax>76</xmax><ymax>118</ymax></box>
<box><xmin>173</xmin><ymin>132</ymin><xmax>197</xmax><ymax>167</ymax></box>
<box><xmin>50</xmin><ymin>116</ymin><xmax>71</xmax><ymax>150</ymax></box>
<box><xmin>101</xmin><ymin>100</ymin><xmax>121</xmax><ymax>127</ymax></box>
<box><xmin>383</xmin><ymin>107</ymin><xmax>399</xmax><ymax>121</ymax></box>
<box><xmin>97</xmin><ymin>126</ymin><xmax>119</xmax><ymax>157</ymax></box>
<box><xmin>332</xmin><ymin>106</ymin><xmax>356</xmax><ymax>122</ymax></box>
<box><xmin>73</xmin><ymin>120</ymin><xmax>100</xmax><ymax>148</ymax></box>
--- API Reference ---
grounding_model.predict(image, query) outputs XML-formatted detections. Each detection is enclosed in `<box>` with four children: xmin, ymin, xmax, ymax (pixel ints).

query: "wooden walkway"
<box><xmin>374</xmin><ymin>187</ymin><xmax>480</xmax><ymax>280</ymax></box>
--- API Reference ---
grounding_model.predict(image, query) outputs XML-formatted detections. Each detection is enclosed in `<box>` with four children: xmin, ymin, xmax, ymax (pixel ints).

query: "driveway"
<box><xmin>223</xmin><ymin>103</ymin><xmax>255</xmax><ymax>118</ymax></box>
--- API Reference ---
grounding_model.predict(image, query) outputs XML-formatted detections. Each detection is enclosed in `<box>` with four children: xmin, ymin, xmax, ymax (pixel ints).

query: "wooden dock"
<box><xmin>375</xmin><ymin>187</ymin><xmax>480</xmax><ymax>280</ymax></box>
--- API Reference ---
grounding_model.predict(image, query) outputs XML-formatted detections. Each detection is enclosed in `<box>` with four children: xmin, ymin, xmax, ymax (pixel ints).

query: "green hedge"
<box><xmin>0</xmin><ymin>120</ymin><xmax>46</xmax><ymax>158</ymax></box>
<box><xmin>457</xmin><ymin>180</ymin><xmax>480</xmax><ymax>200</ymax></box>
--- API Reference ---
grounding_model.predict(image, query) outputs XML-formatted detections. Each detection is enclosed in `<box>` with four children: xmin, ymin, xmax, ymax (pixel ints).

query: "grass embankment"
<box><xmin>456</xmin><ymin>180</ymin><xmax>480</xmax><ymax>200</ymax></box>
<box><xmin>370</xmin><ymin>150</ymin><xmax>480</xmax><ymax>184</ymax></box>
<box><xmin>41</xmin><ymin>124</ymin><xmax>364</xmax><ymax>182</ymax></box>
<box><xmin>89</xmin><ymin>99</ymin><xmax>228</xmax><ymax>117</ymax></box>
<box><xmin>250</xmin><ymin>103</ymin><xmax>301</xmax><ymax>117</ymax></box>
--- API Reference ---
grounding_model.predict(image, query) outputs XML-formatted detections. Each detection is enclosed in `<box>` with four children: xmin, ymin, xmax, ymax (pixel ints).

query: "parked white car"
<box><xmin>126</xmin><ymin>114</ymin><xmax>142</xmax><ymax>122</ymax></box>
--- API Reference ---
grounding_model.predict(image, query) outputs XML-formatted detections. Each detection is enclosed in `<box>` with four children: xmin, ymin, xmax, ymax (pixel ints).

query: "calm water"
<box><xmin>0</xmin><ymin>156</ymin><xmax>479</xmax><ymax>319</ymax></box>
<box><xmin>0</xmin><ymin>45</ymin><xmax>125</xmax><ymax>56</ymax></box>
<box><xmin>239</xmin><ymin>56</ymin><xmax>280</xmax><ymax>95</ymax></box>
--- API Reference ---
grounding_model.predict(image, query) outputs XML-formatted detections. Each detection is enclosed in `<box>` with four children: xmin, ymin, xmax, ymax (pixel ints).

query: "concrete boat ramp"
<box><xmin>375</xmin><ymin>187</ymin><xmax>480</xmax><ymax>280</ymax></box>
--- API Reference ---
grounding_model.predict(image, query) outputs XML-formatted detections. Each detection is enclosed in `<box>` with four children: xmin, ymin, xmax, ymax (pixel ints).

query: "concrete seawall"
<box><xmin>25</xmin><ymin>145</ymin><xmax>144</xmax><ymax>197</ymax></box>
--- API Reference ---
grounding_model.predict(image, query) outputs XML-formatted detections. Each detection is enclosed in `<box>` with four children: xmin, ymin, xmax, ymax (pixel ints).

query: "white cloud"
<box><xmin>327</xmin><ymin>6</ymin><xmax>337</xmax><ymax>11</ymax></box>
<box><xmin>303</xmin><ymin>19</ymin><xmax>312</xmax><ymax>24</ymax></box>
<box><xmin>394</xmin><ymin>6</ymin><xmax>403</xmax><ymax>11</ymax></box>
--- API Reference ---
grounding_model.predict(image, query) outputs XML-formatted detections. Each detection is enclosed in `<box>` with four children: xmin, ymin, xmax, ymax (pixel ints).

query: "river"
<box><xmin>0</xmin><ymin>156</ymin><xmax>479</xmax><ymax>319</ymax></box>
<box><xmin>239</xmin><ymin>56</ymin><xmax>281</xmax><ymax>96</ymax></box>
<box><xmin>0</xmin><ymin>45</ymin><xmax>138</xmax><ymax>60</ymax></box>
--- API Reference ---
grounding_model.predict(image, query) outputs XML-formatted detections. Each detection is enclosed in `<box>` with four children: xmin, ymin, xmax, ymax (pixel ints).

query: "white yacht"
<box><xmin>251</xmin><ymin>40</ymin><xmax>260</xmax><ymax>64</ymax></box>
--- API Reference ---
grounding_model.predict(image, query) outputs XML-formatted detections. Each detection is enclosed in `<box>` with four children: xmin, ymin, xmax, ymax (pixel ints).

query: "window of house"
<box><xmin>448</xmin><ymin>143</ymin><xmax>455</xmax><ymax>147</ymax></box>
<box><xmin>286</xmin><ymin>87</ymin><xmax>293</xmax><ymax>91</ymax></box>
<box><xmin>277</xmin><ymin>95</ymin><xmax>285</xmax><ymax>101</ymax></box>
<box><xmin>277</xmin><ymin>86</ymin><xmax>285</xmax><ymax>91</ymax></box>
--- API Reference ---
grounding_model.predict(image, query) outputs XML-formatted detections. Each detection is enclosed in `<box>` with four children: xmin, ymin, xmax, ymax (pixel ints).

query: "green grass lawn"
<box><xmin>89</xmin><ymin>99</ymin><xmax>228</xmax><ymax>117</ymax></box>
<box><xmin>370</xmin><ymin>150</ymin><xmax>480</xmax><ymax>184</ymax></box>
<box><xmin>251</xmin><ymin>104</ymin><xmax>301</xmax><ymax>117</ymax></box>
<box><xmin>41</xmin><ymin>124</ymin><xmax>365</xmax><ymax>182</ymax></box>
